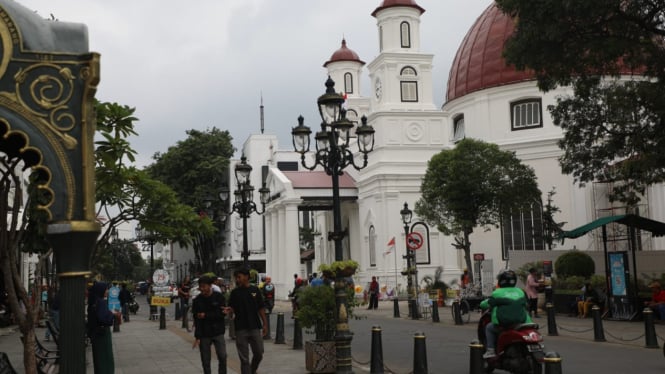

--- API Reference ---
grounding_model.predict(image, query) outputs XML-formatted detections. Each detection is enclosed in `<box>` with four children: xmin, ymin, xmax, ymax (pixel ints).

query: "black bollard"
<box><xmin>370</xmin><ymin>326</ymin><xmax>384</xmax><ymax>374</ymax></box>
<box><xmin>544</xmin><ymin>351</ymin><xmax>563</xmax><ymax>374</ymax></box>
<box><xmin>431</xmin><ymin>301</ymin><xmax>439</xmax><ymax>323</ymax></box>
<box><xmin>643</xmin><ymin>308</ymin><xmax>659</xmax><ymax>348</ymax></box>
<box><xmin>175</xmin><ymin>301</ymin><xmax>181</xmax><ymax>320</ymax></box>
<box><xmin>159</xmin><ymin>306</ymin><xmax>166</xmax><ymax>330</ymax></box>
<box><xmin>412</xmin><ymin>332</ymin><xmax>428</xmax><ymax>374</ymax></box>
<box><xmin>453</xmin><ymin>300</ymin><xmax>464</xmax><ymax>325</ymax></box>
<box><xmin>264</xmin><ymin>312</ymin><xmax>272</xmax><ymax>340</ymax></box>
<box><xmin>393</xmin><ymin>298</ymin><xmax>400</xmax><ymax>318</ymax></box>
<box><xmin>469</xmin><ymin>340</ymin><xmax>484</xmax><ymax>374</ymax></box>
<box><xmin>546</xmin><ymin>303</ymin><xmax>558</xmax><ymax>336</ymax></box>
<box><xmin>274</xmin><ymin>312</ymin><xmax>285</xmax><ymax>344</ymax></box>
<box><xmin>410</xmin><ymin>299</ymin><xmax>419</xmax><ymax>320</ymax></box>
<box><xmin>591</xmin><ymin>305</ymin><xmax>605</xmax><ymax>342</ymax></box>
<box><xmin>293</xmin><ymin>318</ymin><xmax>303</xmax><ymax>350</ymax></box>
<box><xmin>113</xmin><ymin>313</ymin><xmax>120</xmax><ymax>333</ymax></box>
<box><xmin>181</xmin><ymin>304</ymin><xmax>189</xmax><ymax>329</ymax></box>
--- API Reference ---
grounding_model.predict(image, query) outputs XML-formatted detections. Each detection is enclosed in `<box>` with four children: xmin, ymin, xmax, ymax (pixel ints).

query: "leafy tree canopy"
<box><xmin>496</xmin><ymin>0</ymin><xmax>665</xmax><ymax>204</ymax></box>
<box><xmin>415</xmin><ymin>138</ymin><xmax>541</xmax><ymax>277</ymax></box>
<box><xmin>147</xmin><ymin>127</ymin><xmax>235</xmax><ymax>208</ymax></box>
<box><xmin>94</xmin><ymin>101</ymin><xmax>213</xmax><ymax>257</ymax></box>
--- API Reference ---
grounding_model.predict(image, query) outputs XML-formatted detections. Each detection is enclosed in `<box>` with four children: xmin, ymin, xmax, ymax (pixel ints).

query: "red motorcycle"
<box><xmin>477</xmin><ymin>310</ymin><xmax>545</xmax><ymax>374</ymax></box>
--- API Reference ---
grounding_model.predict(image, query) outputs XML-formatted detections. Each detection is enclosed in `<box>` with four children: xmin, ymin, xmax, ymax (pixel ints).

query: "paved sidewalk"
<box><xmin>0</xmin><ymin>296</ymin><xmax>662</xmax><ymax>373</ymax></box>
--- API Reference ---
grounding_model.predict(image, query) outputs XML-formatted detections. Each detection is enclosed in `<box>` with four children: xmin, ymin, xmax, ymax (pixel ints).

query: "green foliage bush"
<box><xmin>295</xmin><ymin>285</ymin><xmax>336</xmax><ymax>341</ymax></box>
<box><xmin>554</xmin><ymin>251</ymin><xmax>595</xmax><ymax>278</ymax></box>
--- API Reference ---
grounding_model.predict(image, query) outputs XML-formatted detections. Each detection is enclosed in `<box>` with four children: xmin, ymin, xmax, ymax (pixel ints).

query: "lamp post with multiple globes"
<box><xmin>291</xmin><ymin>76</ymin><xmax>375</xmax><ymax>373</ymax></box>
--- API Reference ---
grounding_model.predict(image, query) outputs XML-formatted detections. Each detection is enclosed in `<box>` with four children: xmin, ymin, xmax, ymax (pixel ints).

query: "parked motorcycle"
<box><xmin>128</xmin><ymin>292</ymin><xmax>139</xmax><ymax>315</ymax></box>
<box><xmin>477</xmin><ymin>310</ymin><xmax>545</xmax><ymax>374</ymax></box>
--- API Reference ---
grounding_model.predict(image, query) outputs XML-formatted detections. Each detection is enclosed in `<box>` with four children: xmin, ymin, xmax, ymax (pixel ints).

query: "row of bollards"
<box><xmin>370</xmin><ymin>326</ymin><xmax>428</xmax><ymax>374</ymax></box>
<box><xmin>468</xmin><ymin>340</ymin><xmax>563</xmax><ymax>374</ymax></box>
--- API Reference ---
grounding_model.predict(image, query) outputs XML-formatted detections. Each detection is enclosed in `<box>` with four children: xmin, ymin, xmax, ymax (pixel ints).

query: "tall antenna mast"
<box><xmin>260</xmin><ymin>92</ymin><xmax>265</xmax><ymax>134</ymax></box>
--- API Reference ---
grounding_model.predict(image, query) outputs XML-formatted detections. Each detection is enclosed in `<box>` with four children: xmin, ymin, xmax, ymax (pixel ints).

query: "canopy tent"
<box><xmin>561</xmin><ymin>214</ymin><xmax>665</xmax><ymax>320</ymax></box>
<box><xmin>561</xmin><ymin>214</ymin><xmax>665</xmax><ymax>239</ymax></box>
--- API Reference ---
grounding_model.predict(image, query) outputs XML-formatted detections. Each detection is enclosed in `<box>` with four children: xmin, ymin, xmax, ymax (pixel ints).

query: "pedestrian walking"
<box><xmin>179</xmin><ymin>275</ymin><xmax>192</xmax><ymax>331</ymax></box>
<box><xmin>192</xmin><ymin>275</ymin><xmax>228</xmax><ymax>374</ymax></box>
<box><xmin>119</xmin><ymin>283</ymin><xmax>131</xmax><ymax>322</ymax></box>
<box><xmin>87</xmin><ymin>282</ymin><xmax>119</xmax><ymax>374</ymax></box>
<box><xmin>525</xmin><ymin>268</ymin><xmax>541</xmax><ymax>318</ymax></box>
<box><xmin>227</xmin><ymin>267</ymin><xmax>268</xmax><ymax>374</ymax></box>
<box><xmin>367</xmin><ymin>276</ymin><xmax>379</xmax><ymax>310</ymax></box>
<box><xmin>45</xmin><ymin>288</ymin><xmax>60</xmax><ymax>341</ymax></box>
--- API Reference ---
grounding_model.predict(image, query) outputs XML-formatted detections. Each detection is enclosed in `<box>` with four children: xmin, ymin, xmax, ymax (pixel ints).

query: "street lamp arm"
<box><xmin>341</xmin><ymin>148</ymin><xmax>369</xmax><ymax>171</ymax></box>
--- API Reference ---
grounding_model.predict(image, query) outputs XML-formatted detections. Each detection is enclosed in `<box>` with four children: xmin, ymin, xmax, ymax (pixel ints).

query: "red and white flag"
<box><xmin>384</xmin><ymin>236</ymin><xmax>396</xmax><ymax>255</ymax></box>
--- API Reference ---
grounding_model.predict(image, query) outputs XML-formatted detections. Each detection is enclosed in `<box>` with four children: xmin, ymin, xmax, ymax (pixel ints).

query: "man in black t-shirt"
<box><xmin>227</xmin><ymin>267</ymin><xmax>267</xmax><ymax>374</ymax></box>
<box><xmin>192</xmin><ymin>275</ymin><xmax>227</xmax><ymax>374</ymax></box>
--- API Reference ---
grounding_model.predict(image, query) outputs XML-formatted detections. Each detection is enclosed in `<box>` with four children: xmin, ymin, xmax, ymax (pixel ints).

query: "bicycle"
<box><xmin>451</xmin><ymin>283</ymin><xmax>485</xmax><ymax>323</ymax></box>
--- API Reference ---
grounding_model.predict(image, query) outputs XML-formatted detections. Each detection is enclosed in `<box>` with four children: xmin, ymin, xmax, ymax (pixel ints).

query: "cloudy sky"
<box><xmin>18</xmin><ymin>0</ymin><xmax>494</xmax><ymax>167</ymax></box>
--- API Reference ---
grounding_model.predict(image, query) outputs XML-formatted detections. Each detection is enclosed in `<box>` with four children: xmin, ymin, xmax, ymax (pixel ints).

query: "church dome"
<box><xmin>323</xmin><ymin>39</ymin><xmax>365</xmax><ymax>67</ymax></box>
<box><xmin>446</xmin><ymin>3</ymin><xmax>534</xmax><ymax>103</ymax></box>
<box><xmin>371</xmin><ymin>0</ymin><xmax>425</xmax><ymax>17</ymax></box>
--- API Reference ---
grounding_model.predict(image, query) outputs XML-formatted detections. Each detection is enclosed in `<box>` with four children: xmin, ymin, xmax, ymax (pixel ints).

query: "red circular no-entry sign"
<box><xmin>407</xmin><ymin>232</ymin><xmax>424</xmax><ymax>250</ymax></box>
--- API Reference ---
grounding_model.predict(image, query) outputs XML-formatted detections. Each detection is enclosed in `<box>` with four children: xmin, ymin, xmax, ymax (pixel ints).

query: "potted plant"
<box><xmin>319</xmin><ymin>260</ymin><xmax>359</xmax><ymax>278</ymax></box>
<box><xmin>420</xmin><ymin>266</ymin><xmax>450</xmax><ymax>307</ymax></box>
<box><xmin>296</xmin><ymin>285</ymin><xmax>337</xmax><ymax>373</ymax></box>
<box><xmin>296</xmin><ymin>270</ymin><xmax>359</xmax><ymax>374</ymax></box>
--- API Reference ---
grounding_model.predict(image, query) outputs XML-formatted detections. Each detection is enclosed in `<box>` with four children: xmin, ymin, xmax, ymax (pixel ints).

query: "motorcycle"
<box><xmin>128</xmin><ymin>292</ymin><xmax>139</xmax><ymax>315</ymax></box>
<box><xmin>477</xmin><ymin>310</ymin><xmax>545</xmax><ymax>374</ymax></box>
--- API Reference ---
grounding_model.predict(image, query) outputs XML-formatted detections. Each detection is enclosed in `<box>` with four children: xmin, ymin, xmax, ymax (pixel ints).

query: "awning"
<box><xmin>300</xmin><ymin>249</ymin><xmax>315</xmax><ymax>261</ymax></box>
<box><xmin>561</xmin><ymin>214</ymin><xmax>665</xmax><ymax>239</ymax></box>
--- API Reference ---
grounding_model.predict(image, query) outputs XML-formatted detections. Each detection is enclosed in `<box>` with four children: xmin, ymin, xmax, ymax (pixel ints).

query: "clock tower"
<box><xmin>354</xmin><ymin>0</ymin><xmax>457</xmax><ymax>285</ymax></box>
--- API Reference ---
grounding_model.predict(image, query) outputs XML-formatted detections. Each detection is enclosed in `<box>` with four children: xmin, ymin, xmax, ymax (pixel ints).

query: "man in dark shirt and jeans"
<box><xmin>228</xmin><ymin>267</ymin><xmax>268</xmax><ymax>374</ymax></box>
<box><xmin>192</xmin><ymin>275</ymin><xmax>227</xmax><ymax>374</ymax></box>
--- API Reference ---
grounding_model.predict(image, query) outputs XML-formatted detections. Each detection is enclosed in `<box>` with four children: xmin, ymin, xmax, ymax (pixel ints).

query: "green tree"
<box><xmin>94</xmin><ymin>101</ymin><xmax>214</xmax><ymax>275</ymax></box>
<box><xmin>496</xmin><ymin>0</ymin><xmax>665</xmax><ymax>204</ymax></box>
<box><xmin>146</xmin><ymin>127</ymin><xmax>235</xmax><ymax>272</ymax></box>
<box><xmin>415</xmin><ymin>138</ymin><xmax>541</xmax><ymax>280</ymax></box>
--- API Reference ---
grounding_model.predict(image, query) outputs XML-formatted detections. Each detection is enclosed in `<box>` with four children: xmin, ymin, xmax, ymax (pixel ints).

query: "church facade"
<box><xmin>225</xmin><ymin>1</ymin><xmax>665</xmax><ymax>300</ymax></box>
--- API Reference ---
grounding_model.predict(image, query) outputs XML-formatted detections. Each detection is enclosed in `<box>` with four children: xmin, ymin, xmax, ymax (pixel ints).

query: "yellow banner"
<box><xmin>150</xmin><ymin>296</ymin><xmax>171</xmax><ymax>306</ymax></box>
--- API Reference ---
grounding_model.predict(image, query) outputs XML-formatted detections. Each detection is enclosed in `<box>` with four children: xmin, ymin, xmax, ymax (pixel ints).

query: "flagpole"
<box><xmin>394</xmin><ymin>238</ymin><xmax>399</xmax><ymax>299</ymax></box>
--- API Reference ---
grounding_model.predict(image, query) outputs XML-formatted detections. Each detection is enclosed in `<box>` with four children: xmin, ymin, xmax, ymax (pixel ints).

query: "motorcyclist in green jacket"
<box><xmin>480</xmin><ymin>269</ymin><xmax>531</xmax><ymax>358</ymax></box>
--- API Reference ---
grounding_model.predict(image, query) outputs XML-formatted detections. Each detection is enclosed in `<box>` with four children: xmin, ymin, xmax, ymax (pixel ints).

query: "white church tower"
<box><xmin>330</xmin><ymin>0</ymin><xmax>460</xmax><ymax>290</ymax></box>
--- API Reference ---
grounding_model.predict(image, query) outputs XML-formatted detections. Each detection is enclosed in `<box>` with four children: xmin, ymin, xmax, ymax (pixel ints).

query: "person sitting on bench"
<box><xmin>577</xmin><ymin>282</ymin><xmax>600</xmax><ymax>318</ymax></box>
<box><xmin>645</xmin><ymin>281</ymin><xmax>665</xmax><ymax>320</ymax></box>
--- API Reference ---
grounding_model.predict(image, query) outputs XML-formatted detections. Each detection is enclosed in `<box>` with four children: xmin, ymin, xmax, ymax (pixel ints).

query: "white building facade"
<box><xmin>229</xmin><ymin>1</ymin><xmax>665</xmax><ymax>300</ymax></box>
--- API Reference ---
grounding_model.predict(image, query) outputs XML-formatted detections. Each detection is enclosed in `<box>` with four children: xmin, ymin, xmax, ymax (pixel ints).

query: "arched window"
<box><xmin>369</xmin><ymin>225</ymin><xmax>377</xmax><ymax>266</ymax></box>
<box><xmin>400</xmin><ymin>21</ymin><xmax>411</xmax><ymax>48</ymax></box>
<box><xmin>500</xmin><ymin>202</ymin><xmax>546</xmax><ymax>259</ymax></box>
<box><xmin>344</xmin><ymin>73</ymin><xmax>353</xmax><ymax>94</ymax></box>
<box><xmin>400</xmin><ymin>66</ymin><xmax>418</xmax><ymax>102</ymax></box>
<box><xmin>452</xmin><ymin>115</ymin><xmax>465</xmax><ymax>143</ymax></box>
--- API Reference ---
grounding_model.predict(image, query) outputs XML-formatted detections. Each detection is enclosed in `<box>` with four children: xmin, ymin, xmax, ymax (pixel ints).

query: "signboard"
<box><xmin>406</xmin><ymin>232</ymin><xmax>423</xmax><ymax>250</ymax></box>
<box><xmin>150</xmin><ymin>296</ymin><xmax>171</xmax><ymax>306</ymax></box>
<box><xmin>473</xmin><ymin>253</ymin><xmax>485</xmax><ymax>261</ymax></box>
<box><xmin>152</xmin><ymin>269</ymin><xmax>170</xmax><ymax>287</ymax></box>
<box><xmin>609</xmin><ymin>252</ymin><xmax>628</xmax><ymax>296</ymax></box>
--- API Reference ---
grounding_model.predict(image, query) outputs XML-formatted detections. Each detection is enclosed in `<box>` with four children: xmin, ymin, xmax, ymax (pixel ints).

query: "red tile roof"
<box><xmin>282</xmin><ymin>171</ymin><xmax>356</xmax><ymax>189</ymax></box>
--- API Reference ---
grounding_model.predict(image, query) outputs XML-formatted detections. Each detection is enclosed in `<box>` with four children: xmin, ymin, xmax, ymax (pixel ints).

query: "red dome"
<box><xmin>371</xmin><ymin>0</ymin><xmax>425</xmax><ymax>17</ymax></box>
<box><xmin>446</xmin><ymin>4</ymin><xmax>534</xmax><ymax>103</ymax></box>
<box><xmin>323</xmin><ymin>39</ymin><xmax>365</xmax><ymax>67</ymax></box>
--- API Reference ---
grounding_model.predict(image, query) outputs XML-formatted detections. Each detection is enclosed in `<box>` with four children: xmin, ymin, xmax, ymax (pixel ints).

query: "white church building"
<box><xmin>221</xmin><ymin>1</ymin><xmax>665</xmax><ymax>300</ymax></box>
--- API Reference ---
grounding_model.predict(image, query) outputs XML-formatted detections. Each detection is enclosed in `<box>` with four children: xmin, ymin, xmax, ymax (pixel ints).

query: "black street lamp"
<box><xmin>291</xmin><ymin>76</ymin><xmax>375</xmax><ymax>374</ymax></box>
<box><xmin>135</xmin><ymin>225</ymin><xmax>157</xmax><ymax>276</ymax></box>
<box><xmin>111</xmin><ymin>228</ymin><xmax>120</xmax><ymax>281</ymax></box>
<box><xmin>400</xmin><ymin>202</ymin><xmax>419</xmax><ymax>320</ymax></box>
<box><xmin>219</xmin><ymin>156</ymin><xmax>270</xmax><ymax>268</ymax></box>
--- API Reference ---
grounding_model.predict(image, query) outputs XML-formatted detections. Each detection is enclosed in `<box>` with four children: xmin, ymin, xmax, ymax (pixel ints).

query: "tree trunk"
<box><xmin>463</xmin><ymin>230</ymin><xmax>473</xmax><ymax>282</ymax></box>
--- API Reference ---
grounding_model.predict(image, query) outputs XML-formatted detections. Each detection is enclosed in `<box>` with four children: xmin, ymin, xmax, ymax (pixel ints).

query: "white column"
<box><xmin>264</xmin><ymin>210</ymin><xmax>273</xmax><ymax>278</ymax></box>
<box><xmin>284</xmin><ymin>203</ymin><xmax>301</xmax><ymax>298</ymax></box>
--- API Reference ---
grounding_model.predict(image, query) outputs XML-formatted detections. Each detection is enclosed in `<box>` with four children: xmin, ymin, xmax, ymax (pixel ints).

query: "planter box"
<box><xmin>305</xmin><ymin>340</ymin><xmax>336</xmax><ymax>373</ymax></box>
